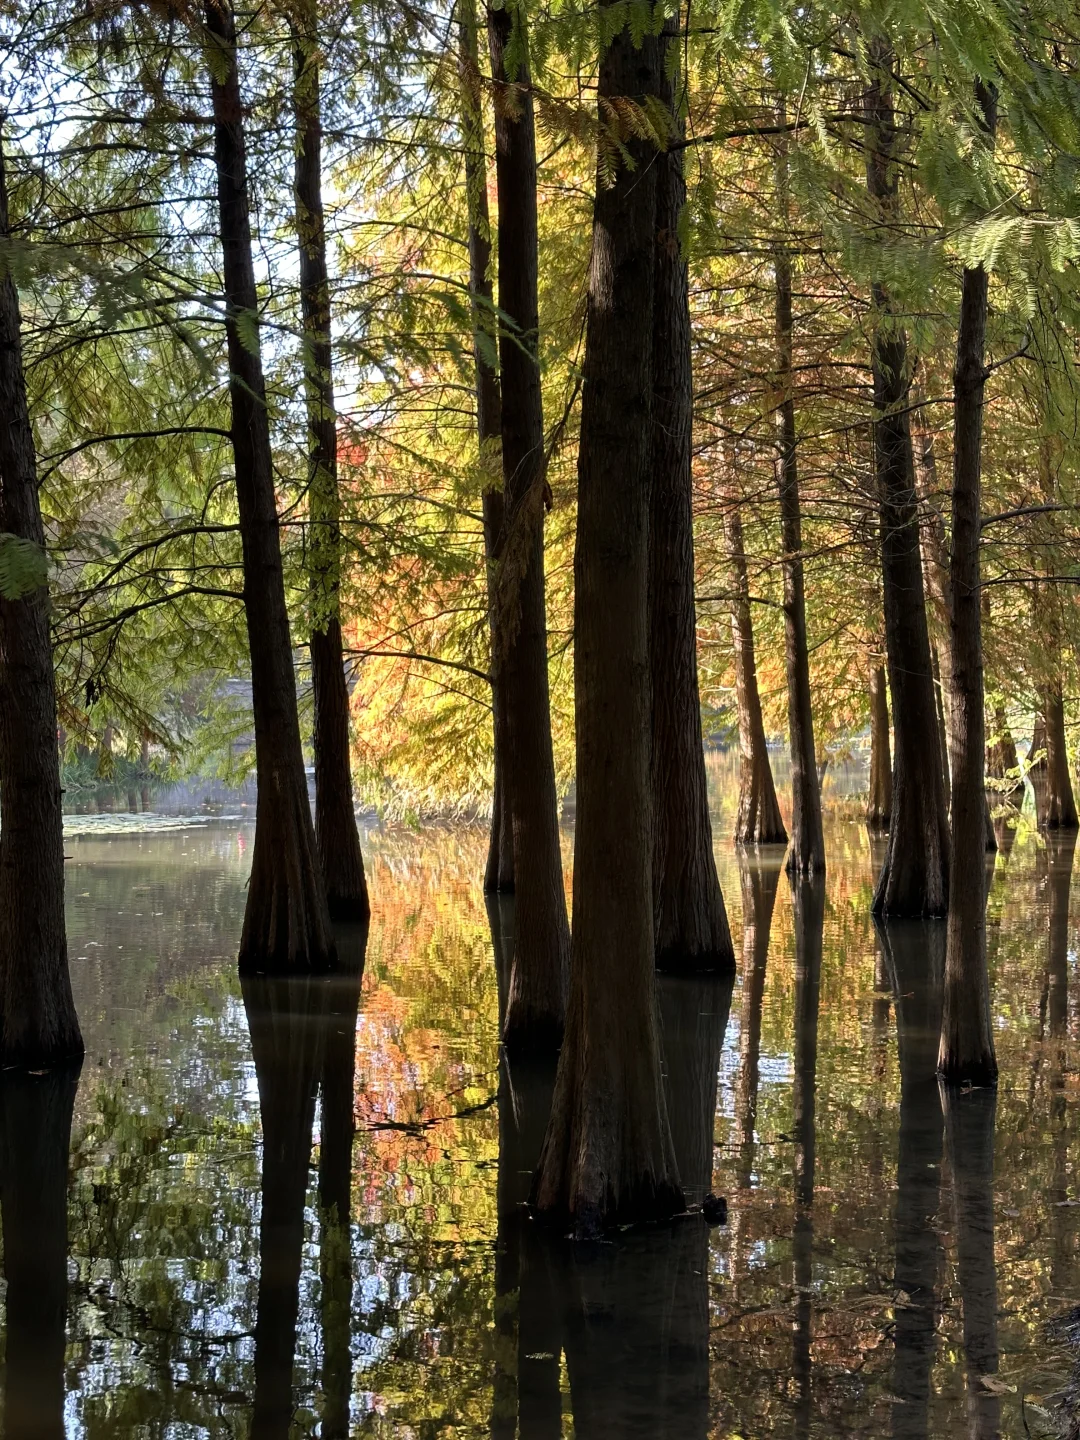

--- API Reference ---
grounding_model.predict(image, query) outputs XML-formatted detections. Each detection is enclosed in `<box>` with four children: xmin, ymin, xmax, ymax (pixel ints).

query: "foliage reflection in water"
<box><xmin>4</xmin><ymin>774</ymin><xmax>1080</xmax><ymax>1435</ymax></box>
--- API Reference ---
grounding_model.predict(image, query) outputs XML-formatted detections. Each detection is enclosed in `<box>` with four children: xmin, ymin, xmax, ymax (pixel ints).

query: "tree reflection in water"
<box><xmin>0</xmin><ymin>1065</ymin><xmax>81</xmax><ymax>1440</ymax></box>
<box><xmin>791</xmin><ymin>876</ymin><xmax>824</xmax><ymax>1440</ymax></box>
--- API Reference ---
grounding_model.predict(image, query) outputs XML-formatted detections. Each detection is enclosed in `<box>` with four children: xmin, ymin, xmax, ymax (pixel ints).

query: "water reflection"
<box><xmin>0</xmin><ymin>1067</ymin><xmax>81</xmax><ymax>1440</ymax></box>
<box><xmin>792</xmin><ymin>877</ymin><xmax>825</xmax><ymax>1440</ymax></box>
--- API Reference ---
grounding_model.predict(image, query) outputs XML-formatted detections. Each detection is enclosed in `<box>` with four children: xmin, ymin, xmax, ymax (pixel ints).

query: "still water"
<box><xmin>5</xmin><ymin>763</ymin><xmax>1080</xmax><ymax>1437</ymax></box>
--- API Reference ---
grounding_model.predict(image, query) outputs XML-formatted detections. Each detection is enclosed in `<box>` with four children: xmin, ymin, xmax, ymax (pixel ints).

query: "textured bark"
<box><xmin>0</xmin><ymin>1067</ymin><xmax>80</xmax><ymax>1440</ymax></box>
<box><xmin>865</xmin><ymin>38</ymin><xmax>950</xmax><ymax>918</ymax></box>
<box><xmin>0</xmin><ymin>140</ymin><xmax>83</xmax><ymax>1067</ymax></box>
<box><xmin>792</xmin><ymin>876</ymin><xmax>824</xmax><ymax>1440</ymax></box>
<box><xmin>206</xmin><ymin>0</ymin><xmax>334</xmax><ymax>971</ymax></box>
<box><xmin>293</xmin><ymin>7</ymin><xmax>369</xmax><ymax>923</ymax></box>
<box><xmin>867</xmin><ymin>663</ymin><xmax>893</xmax><ymax>830</ymax></box>
<box><xmin>1029</xmin><ymin>710</ymin><xmax>1047</xmax><ymax>773</ymax></box>
<box><xmin>943</xmin><ymin>1086</ymin><xmax>1001</xmax><ymax>1440</ymax></box>
<box><xmin>242</xmin><ymin>973</ymin><xmax>325</xmax><ymax>1440</ymax></box>
<box><xmin>532</xmin><ymin>16</ymin><xmax>682</xmax><ymax>1232</ymax></box>
<box><xmin>459</xmin><ymin>0</ymin><xmax>514</xmax><ymax>894</ymax></box>
<box><xmin>317</xmin><ymin>926</ymin><xmax>367</xmax><ymax>1439</ymax></box>
<box><xmin>940</xmin><ymin>139</ymin><xmax>998</xmax><ymax>1086</ymax></box>
<box><xmin>1046</xmin><ymin>833</ymin><xmax>1076</xmax><ymax>1042</ymax></box>
<box><xmin>734</xmin><ymin>860</ymin><xmax>781</xmax><ymax>1190</ymax></box>
<box><xmin>723</xmin><ymin>501</ymin><xmax>787</xmax><ymax>846</ymax></box>
<box><xmin>879</xmin><ymin>922</ymin><xmax>944</xmax><ymax>1440</ymax></box>
<box><xmin>774</xmin><ymin>134</ymin><xmax>825</xmax><ymax>878</ymax></box>
<box><xmin>487</xmin><ymin>2</ymin><xmax>570</xmax><ymax>1049</ymax></box>
<box><xmin>1039</xmin><ymin>682</ymin><xmax>1078</xmax><ymax>831</ymax></box>
<box><xmin>911</xmin><ymin>416</ymin><xmax>953</xmax><ymax>803</ymax></box>
<box><xmin>648</xmin><ymin>30</ymin><xmax>734</xmax><ymax>973</ymax></box>
<box><xmin>930</xmin><ymin>645</ymin><xmax>952</xmax><ymax>808</ymax></box>
<box><xmin>985</xmin><ymin>705</ymin><xmax>1022</xmax><ymax>794</ymax></box>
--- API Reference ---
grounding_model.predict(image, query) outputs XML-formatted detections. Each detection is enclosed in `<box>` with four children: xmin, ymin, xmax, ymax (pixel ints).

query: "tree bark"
<box><xmin>864</xmin><ymin>37</ymin><xmax>950</xmax><ymax>919</ymax></box>
<box><xmin>985</xmin><ymin>704</ymin><xmax>1021</xmax><ymax>795</ymax></box>
<box><xmin>723</xmin><ymin>501</ymin><xmax>788</xmax><ymax>846</ymax></box>
<box><xmin>0</xmin><ymin>139</ymin><xmax>83</xmax><ymax>1067</ymax></box>
<box><xmin>940</xmin><ymin>102</ymin><xmax>998</xmax><ymax>1086</ymax></box>
<box><xmin>459</xmin><ymin>0</ymin><xmax>514</xmax><ymax>894</ymax></box>
<box><xmin>293</xmin><ymin>3</ymin><xmax>370</xmax><ymax>923</ymax></box>
<box><xmin>0</xmin><ymin>1067</ymin><xmax>80</xmax><ymax>1440</ymax></box>
<box><xmin>487</xmin><ymin>1</ymin><xmax>570</xmax><ymax>1050</ymax></box>
<box><xmin>648</xmin><ymin>25</ymin><xmax>734</xmax><ymax>973</ymax></box>
<box><xmin>206</xmin><ymin>0</ymin><xmax>334</xmax><ymax>971</ymax></box>
<box><xmin>866</xmin><ymin>662</ymin><xmax>893</xmax><ymax>830</ymax></box>
<box><xmin>1040</xmin><ymin>681</ymin><xmax>1078</xmax><ymax>830</ymax></box>
<box><xmin>531</xmin><ymin>14</ymin><xmax>682</xmax><ymax>1233</ymax></box>
<box><xmin>910</xmin><ymin>412</ymin><xmax>953</xmax><ymax>805</ymax></box>
<box><xmin>774</xmin><ymin>129</ymin><xmax>825</xmax><ymax>878</ymax></box>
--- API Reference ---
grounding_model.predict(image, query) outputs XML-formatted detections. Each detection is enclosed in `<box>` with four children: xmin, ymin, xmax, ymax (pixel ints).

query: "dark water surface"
<box><xmin>5</xmin><ymin>767</ymin><xmax>1080</xmax><ymax>1437</ymax></box>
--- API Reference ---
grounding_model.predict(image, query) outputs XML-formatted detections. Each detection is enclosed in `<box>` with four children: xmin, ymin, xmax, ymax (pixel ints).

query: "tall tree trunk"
<box><xmin>930</xmin><ymin>644</ymin><xmax>952</xmax><ymax>808</ymax></box>
<box><xmin>943</xmin><ymin>1087</ymin><xmax>1001</xmax><ymax>1439</ymax></box>
<box><xmin>940</xmin><ymin>104</ymin><xmax>998</xmax><ymax>1086</ymax></box>
<box><xmin>911</xmin><ymin>411</ymin><xmax>953</xmax><ymax>804</ymax></box>
<box><xmin>532</xmin><ymin>14</ymin><xmax>681</xmax><ymax>1233</ymax></box>
<box><xmin>293</xmin><ymin>3</ymin><xmax>369</xmax><ymax>923</ymax></box>
<box><xmin>1040</xmin><ymin>680</ymin><xmax>1078</xmax><ymax>830</ymax></box>
<box><xmin>864</xmin><ymin>37</ymin><xmax>949</xmax><ymax>918</ymax></box>
<box><xmin>459</xmin><ymin>0</ymin><xmax>514</xmax><ymax>894</ymax></box>
<box><xmin>1029</xmin><ymin>708</ymin><xmax>1047</xmax><ymax>773</ymax></box>
<box><xmin>0</xmin><ymin>1067</ymin><xmax>80</xmax><ymax>1440</ymax></box>
<box><xmin>723</xmin><ymin>501</ymin><xmax>788</xmax><ymax>846</ymax></box>
<box><xmin>734</xmin><ymin>860</ymin><xmax>780</xmax><ymax>1191</ymax></box>
<box><xmin>648</xmin><ymin>22</ymin><xmax>734</xmax><ymax>973</ymax></box>
<box><xmin>791</xmin><ymin>876</ymin><xmax>824</xmax><ymax>1440</ymax></box>
<box><xmin>317</xmin><ymin>926</ymin><xmax>367</xmax><ymax>1439</ymax></box>
<box><xmin>0</xmin><ymin>140</ymin><xmax>83</xmax><ymax>1067</ymax></box>
<box><xmin>487</xmin><ymin>0</ymin><xmax>570</xmax><ymax>1051</ymax></box>
<box><xmin>242</xmin><ymin>974</ymin><xmax>325</xmax><ymax>1440</ymax></box>
<box><xmin>867</xmin><ymin>662</ymin><xmax>893</xmax><ymax>830</ymax></box>
<box><xmin>879</xmin><ymin>921</ymin><xmax>944</xmax><ymax>1440</ymax></box>
<box><xmin>774</xmin><ymin>126</ymin><xmax>825</xmax><ymax>878</ymax></box>
<box><xmin>206</xmin><ymin>0</ymin><xmax>334</xmax><ymax>971</ymax></box>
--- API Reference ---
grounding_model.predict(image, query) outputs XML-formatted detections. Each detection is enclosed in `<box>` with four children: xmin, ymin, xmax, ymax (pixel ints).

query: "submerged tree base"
<box><xmin>531</xmin><ymin>1174</ymin><xmax>685</xmax><ymax>1242</ymax></box>
<box><xmin>655</xmin><ymin>938</ymin><xmax>735</xmax><ymax>977</ymax></box>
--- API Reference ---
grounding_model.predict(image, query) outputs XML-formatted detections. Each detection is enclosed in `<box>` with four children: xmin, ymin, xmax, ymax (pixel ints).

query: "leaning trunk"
<box><xmin>459</xmin><ymin>0</ymin><xmax>513</xmax><ymax>894</ymax></box>
<box><xmin>532</xmin><ymin>13</ymin><xmax>681</xmax><ymax>1233</ymax></box>
<box><xmin>293</xmin><ymin>3</ymin><xmax>369</xmax><ymax>922</ymax></box>
<box><xmin>0</xmin><ymin>139</ymin><xmax>83</xmax><ymax>1067</ymax></box>
<box><xmin>206</xmin><ymin>0</ymin><xmax>334</xmax><ymax>970</ymax></box>
<box><xmin>940</xmin><ymin>106</ymin><xmax>997</xmax><ymax>1085</ymax></box>
<box><xmin>866</xmin><ymin>662</ymin><xmax>892</xmax><ymax>830</ymax></box>
<box><xmin>774</xmin><ymin>124</ymin><xmax>824</xmax><ymax>877</ymax></box>
<box><xmin>723</xmin><ymin>501</ymin><xmax>787</xmax><ymax>846</ymax></box>
<box><xmin>864</xmin><ymin>36</ymin><xmax>949</xmax><ymax>918</ymax></box>
<box><xmin>487</xmin><ymin>1</ymin><xmax>570</xmax><ymax>1050</ymax></box>
<box><xmin>647</xmin><ymin>21</ymin><xmax>734</xmax><ymax>972</ymax></box>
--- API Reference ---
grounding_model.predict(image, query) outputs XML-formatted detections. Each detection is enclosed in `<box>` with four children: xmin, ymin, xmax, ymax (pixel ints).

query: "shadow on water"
<box><xmin>240</xmin><ymin>923</ymin><xmax>368</xmax><ymax>1440</ymax></box>
<box><xmin>0</xmin><ymin>1065</ymin><xmax>81</xmax><ymax>1440</ymax></box>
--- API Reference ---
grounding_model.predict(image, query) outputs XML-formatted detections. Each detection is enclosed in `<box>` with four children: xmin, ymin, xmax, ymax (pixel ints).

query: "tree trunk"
<box><xmin>459</xmin><ymin>0</ymin><xmax>514</xmax><ymax>895</ymax></box>
<box><xmin>317</xmin><ymin>926</ymin><xmax>367</xmax><ymax>1439</ymax></box>
<box><xmin>1029</xmin><ymin>709</ymin><xmax>1047</xmax><ymax>773</ymax></box>
<box><xmin>206</xmin><ymin>0</ymin><xmax>334</xmax><ymax>971</ymax></box>
<box><xmin>293</xmin><ymin>4</ymin><xmax>369</xmax><ymax>923</ymax></box>
<box><xmin>723</xmin><ymin>501</ymin><xmax>787</xmax><ymax>846</ymax></box>
<box><xmin>940</xmin><ymin>133</ymin><xmax>998</xmax><ymax>1085</ymax></box>
<box><xmin>911</xmin><ymin>411</ymin><xmax>953</xmax><ymax>804</ymax></box>
<box><xmin>0</xmin><ymin>1067</ymin><xmax>80</xmax><ymax>1440</ymax></box>
<box><xmin>879</xmin><ymin>921</ymin><xmax>944</xmax><ymax>1440</ymax></box>
<box><xmin>1046</xmin><ymin>833</ymin><xmax>1076</xmax><ymax>1042</ymax></box>
<box><xmin>531</xmin><ymin>14</ymin><xmax>682</xmax><ymax>1233</ymax></box>
<box><xmin>242</xmin><ymin>974</ymin><xmax>325</xmax><ymax>1440</ymax></box>
<box><xmin>985</xmin><ymin>705</ymin><xmax>1021</xmax><ymax>794</ymax></box>
<box><xmin>774</xmin><ymin>129</ymin><xmax>825</xmax><ymax>878</ymax></box>
<box><xmin>943</xmin><ymin>1087</ymin><xmax>1001</xmax><ymax>1439</ymax></box>
<box><xmin>866</xmin><ymin>662</ymin><xmax>893</xmax><ymax>830</ymax></box>
<box><xmin>930</xmin><ymin>645</ymin><xmax>952</xmax><ymax>808</ymax></box>
<box><xmin>864</xmin><ymin>38</ymin><xmax>949</xmax><ymax>919</ymax></box>
<box><xmin>1040</xmin><ymin>681</ymin><xmax>1078</xmax><ymax>830</ymax></box>
<box><xmin>648</xmin><ymin>28</ymin><xmax>734</xmax><ymax>973</ymax></box>
<box><xmin>487</xmin><ymin>2</ymin><xmax>570</xmax><ymax>1051</ymax></box>
<box><xmin>0</xmin><ymin>139</ymin><xmax>83</xmax><ymax>1067</ymax></box>
<box><xmin>734</xmin><ymin>860</ymin><xmax>781</xmax><ymax>1191</ymax></box>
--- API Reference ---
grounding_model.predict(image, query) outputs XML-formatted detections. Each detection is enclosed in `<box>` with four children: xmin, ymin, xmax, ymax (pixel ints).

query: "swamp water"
<box><xmin>5</xmin><ymin>764</ymin><xmax>1080</xmax><ymax>1437</ymax></box>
